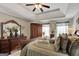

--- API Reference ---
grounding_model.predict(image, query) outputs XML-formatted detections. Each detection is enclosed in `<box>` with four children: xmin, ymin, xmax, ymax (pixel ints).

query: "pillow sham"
<box><xmin>55</xmin><ymin>37</ymin><xmax>60</xmax><ymax>52</ymax></box>
<box><xmin>69</xmin><ymin>39</ymin><xmax>79</xmax><ymax>56</ymax></box>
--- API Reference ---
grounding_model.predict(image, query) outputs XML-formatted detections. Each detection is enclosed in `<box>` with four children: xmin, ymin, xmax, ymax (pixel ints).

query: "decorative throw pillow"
<box><xmin>61</xmin><ymin>39</ymin><xmax>68</xmax><ymax>53</ymax></box>
<box><xmin>55</xmin><ymin>37</ymin><xmax>60</xmax><ymax>51</ymax></box>
<box><xmin>60</xmin><ymin>34</ymin><xmax>69</xmax><ymax>53</ymax></box>
<box><xmin>67</xmin><ymin>35</ymin><xmax>78</xmax><ymax>55</ymax></box>
<box><xmin>54</xmin><ymin>34</ymin><xmax>73</xmax><ymax>54</ymax></box>
<box><xmin>69</xmin><ymin>39</ymin><xmax>79</xmax><ymax>56</ymax></box>
<box><xmin>66</xmin><ymin>38</ymin><xmax>72</xmax><ymax>55</ymax></box>
<box><xmin>68</xmin><ymin>36</ymin><xmax>77</xmax><ymax>42</ymax></box>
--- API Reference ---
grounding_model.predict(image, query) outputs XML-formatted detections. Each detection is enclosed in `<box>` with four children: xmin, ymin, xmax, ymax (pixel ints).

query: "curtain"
<box><xmin>56</xmin><ymin>23</ymin><xmax>68</xmax><ymax>37</ymax></box>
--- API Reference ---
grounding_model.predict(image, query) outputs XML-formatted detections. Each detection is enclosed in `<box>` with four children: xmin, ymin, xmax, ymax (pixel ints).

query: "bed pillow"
<box><xmin>55</xmin><ymin>37</ymin><xmax>60</xmax><ymax>51</ymax></box>
<box><xmin>66</xmin><ymin>38</ymin><xmax>72</xmax><ymax>55</ymax></box>
<box><xmin>69</xmin><ymin>39</ymin><xmax>79</xmax><ymax>56</ymax></box>
<box><xmin>60</xmin><ymin>34</ymin><xmax>69</xmax><ymax>53</ymax></box>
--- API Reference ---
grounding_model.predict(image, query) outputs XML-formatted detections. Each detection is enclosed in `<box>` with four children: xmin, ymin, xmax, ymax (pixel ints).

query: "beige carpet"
<box><xmin>0</xmin><ymin>53</ymin><xmax>8</xmax><ymax>56</ymax></box>
<box><xmin>9</xmin><ymin>50</ymin><xmax>21</xmax><ymax>56</ymax></box>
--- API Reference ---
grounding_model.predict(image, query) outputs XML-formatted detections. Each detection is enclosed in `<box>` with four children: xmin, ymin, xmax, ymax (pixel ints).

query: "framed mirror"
<box><xmin>1</xmin><ymin>20</ymin><xmax>21</xmax><ymax>39</ymax></box>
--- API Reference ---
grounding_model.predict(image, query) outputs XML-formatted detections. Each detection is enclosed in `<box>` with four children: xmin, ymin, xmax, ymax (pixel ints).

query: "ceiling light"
<box><xmin>35</xmin><ymin>4</ymin><xmax>42</xmax><ymax>9</ymax></box>
<box><xmin>35</xmin><ymin>5</ymin><xmax>38</xmax><ymax>8</ymax></box>
<box><xmin>26</xmin><ymin>3</ymin><xmax>50</xmax><ymax>12</ymax></box>
<box><xmin>39</xmin><ymin>4</ymin><xmax>42</xmax><ymax>8</ymax></box>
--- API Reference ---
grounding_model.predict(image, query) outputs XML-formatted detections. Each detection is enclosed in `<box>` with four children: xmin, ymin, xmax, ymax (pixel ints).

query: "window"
<box><xmin>42</xmin><ymin>24</ymin><xmax>50</xmax><ymax>37</ymax></box>
<box><xmin>56</xmin><ymin>23</ymin><xmax>68</xmax><ymax>37</ymax></box>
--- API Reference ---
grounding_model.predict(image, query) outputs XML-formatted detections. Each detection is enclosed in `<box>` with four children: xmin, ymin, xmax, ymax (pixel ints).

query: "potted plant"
<box><xmin>6</xmin><ymin>27</ymin><xmax>13</xmax><ymax>38</ymax></box>
<box><xmin>12</xmin><ymin>27</ymin><xmax>18</xmax><ymax>37</ymax></box>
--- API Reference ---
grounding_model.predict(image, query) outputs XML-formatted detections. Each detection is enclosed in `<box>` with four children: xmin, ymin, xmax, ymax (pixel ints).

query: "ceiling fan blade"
<box><xmin>40</xmin><ymin>8</ymin><xmax>43</xmax><ymax>12</ymax></box>
<box><xmin>42</xmin><ymin>5</ymin><xmax>50</xmax><ymax>8</ymax></box>
<box><xmin>26</xmin><ymin>4</ymin><xmax>34</xmax><ymax>6</ymax></box>
<box><xmin>32</xmin><ymin>8</ymin><xmax>36</xmax><ymax>11</ymax></box>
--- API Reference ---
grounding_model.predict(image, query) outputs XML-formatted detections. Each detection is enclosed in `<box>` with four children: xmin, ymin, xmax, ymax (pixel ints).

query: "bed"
<box><xmin>20</xmin><ymin>39</ymin><xmax>68</xmax><ymax>56</ymax></box>
<box><xmin>9</xmin><ymin>35</ymin><xmax>79</xmax><ymax>56</ymax></box>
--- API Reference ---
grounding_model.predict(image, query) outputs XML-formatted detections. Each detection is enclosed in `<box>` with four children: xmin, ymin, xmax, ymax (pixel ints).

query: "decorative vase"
<box><xmin>15</xmin><ymin>29</ymin><xmax>18</xmax><ymax>37</ymax></box>
<box><xmin>10</xmin><ymin>29</ymin><xmax>13</xmax><ymax>38</ymax></box>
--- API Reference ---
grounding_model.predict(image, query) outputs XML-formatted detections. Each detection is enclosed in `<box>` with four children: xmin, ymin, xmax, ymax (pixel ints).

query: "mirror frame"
<box><xmin>1</xmin><ymin>20</ymin><xmax>21</xmax><ymax>39</ymax></box>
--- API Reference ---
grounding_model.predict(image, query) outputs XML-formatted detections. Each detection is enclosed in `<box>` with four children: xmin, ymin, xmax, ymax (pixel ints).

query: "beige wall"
<box><xmin>68</xmin><ymin>18</ymin><xmax>75</xmax><ymax>34</ymax></box>
<box><xmin>68</xmin><ymin>11</ymin><xmax>79</xmax><ymax>34</ymax></box>
<box><xmin>68</xmin><ymin>25</ymin><xmax>75</xmax><ymax>34</ymax></box>
<box><xmin>0</xmin><ymin>13</ymin><xmax>30</xmax><ymax>39</ymax></box>
<box><xmin>73</xmin><ymin>12</ymin><xmax>79</xmax><ymax>31</ymax></box>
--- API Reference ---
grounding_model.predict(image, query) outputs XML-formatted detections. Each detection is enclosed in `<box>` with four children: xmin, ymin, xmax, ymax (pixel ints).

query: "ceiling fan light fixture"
<box><xmin>26</xmin><ymin>3</ymin><xmax>50</xmax><ymax>12</ymax></box>
<box><xmin>35</xmin><ymin>4</ymin><xmax>42</xmax><ymax>9</ymax></box>
<box><xmin>39</xmin><ymin>4</ymin><xmax>42</xmax><ymax>8</ymax></box>
<box><xmin>35</xmin><ymin>4</ymin><xmax>38</xmax><ymax>8</ymax></box>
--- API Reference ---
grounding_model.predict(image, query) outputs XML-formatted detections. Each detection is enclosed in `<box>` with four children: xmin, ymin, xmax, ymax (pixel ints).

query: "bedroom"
<box><xmin>0</xmin><ymin>3</ymin><xmax>79</xmax><ymax>56</ymax></box>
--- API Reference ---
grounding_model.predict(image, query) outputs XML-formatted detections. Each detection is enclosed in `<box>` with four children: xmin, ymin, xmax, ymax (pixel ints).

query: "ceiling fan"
<box><xmin>25</xmin><ymin>3</ymin><xmax>50</xmax><ymax>12</ymax></box>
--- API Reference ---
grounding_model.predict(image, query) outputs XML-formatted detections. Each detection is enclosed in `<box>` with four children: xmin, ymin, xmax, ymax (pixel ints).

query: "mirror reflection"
<box><xmin>2</xmin><ymin>20</ymin><xmax>21</xmax><ymax>39</ymax></box>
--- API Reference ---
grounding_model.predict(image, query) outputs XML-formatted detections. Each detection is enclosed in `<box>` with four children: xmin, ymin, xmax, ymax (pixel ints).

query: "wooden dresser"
<box><xmin>0</xmin><ymin>37</ymin><xmax>31</xmax><ymax>54</ymax></box>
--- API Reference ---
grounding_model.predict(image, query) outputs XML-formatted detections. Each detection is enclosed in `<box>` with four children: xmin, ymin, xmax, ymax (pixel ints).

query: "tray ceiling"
<box><xmin>0</xmin><ymin>3</ymin><xmax>79</xmax><ymax>23</ymax></box>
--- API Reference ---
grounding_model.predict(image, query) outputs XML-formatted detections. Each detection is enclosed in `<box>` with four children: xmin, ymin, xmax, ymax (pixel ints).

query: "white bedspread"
<box><xmin>20</xmin><ymin>40</ymin><xmax>68</xmax><ymax>56</ymax></box>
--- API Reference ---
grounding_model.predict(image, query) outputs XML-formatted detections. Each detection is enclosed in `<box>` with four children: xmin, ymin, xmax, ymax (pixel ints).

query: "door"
<box><xmin>30</xmin><ymin>23</ymin><xmax>42</xmax><ymax>39</ymax></box>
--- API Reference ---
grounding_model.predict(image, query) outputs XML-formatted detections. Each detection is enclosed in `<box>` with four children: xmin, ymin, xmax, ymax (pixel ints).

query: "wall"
<box><xmin>68</xmin><ymin>18</ymin><xmax>75</xmax><ymax>34</ymax></box>
<box><xmin>68</xmin><ymin>11</ymin><xmax>79</xmax><ymax>35</ymax></box>
<box><xmin>0</xmin><ymin>13</ymin><xmax>30</xmax><ymax>39</ymax></box>
<box><xmin>73</xmin><ymin>12</ymin><xmax>79</xmax><ymax>31</ymax></box>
